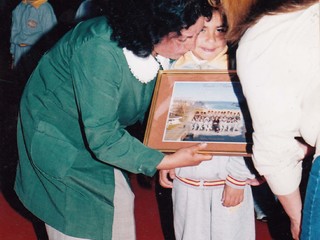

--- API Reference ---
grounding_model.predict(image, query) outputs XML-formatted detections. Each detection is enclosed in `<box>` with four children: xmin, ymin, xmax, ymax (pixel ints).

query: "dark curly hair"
<box><xmin>100</xmin><ymin>0</ymin><xmax>212</xmax><ymax>57</ymax></box>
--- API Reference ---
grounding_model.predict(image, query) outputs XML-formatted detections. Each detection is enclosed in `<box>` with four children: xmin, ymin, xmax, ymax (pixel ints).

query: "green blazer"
<box><xmin>15</xmin><ymin>17</ymin><xmax>164</xmax><ymax>240</ymax></box>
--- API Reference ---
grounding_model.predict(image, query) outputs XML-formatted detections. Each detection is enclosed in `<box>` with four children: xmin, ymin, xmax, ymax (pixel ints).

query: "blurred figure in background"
<box><xmin>10</xmin><ymin>0</ymin><xmax>57</xmax><ymax>81</ymax></box>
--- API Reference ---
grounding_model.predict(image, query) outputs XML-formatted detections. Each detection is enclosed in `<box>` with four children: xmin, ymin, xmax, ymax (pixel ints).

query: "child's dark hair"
<box><xmin>101</xmin><ymin>0</ymin><xmax>212</xmax><ymax>57</ymax></box>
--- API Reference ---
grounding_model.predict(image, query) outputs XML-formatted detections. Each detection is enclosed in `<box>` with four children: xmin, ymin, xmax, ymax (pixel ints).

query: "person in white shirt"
<box><xmin>217</xmin><ymin>0</ymin><xmax>320</xmax><ymax>239</ymax></box>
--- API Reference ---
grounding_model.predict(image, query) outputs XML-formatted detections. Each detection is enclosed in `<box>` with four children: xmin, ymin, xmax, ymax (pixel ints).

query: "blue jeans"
<box><xmin>301</xmin><ymin>156</ymin><xmax>320</xmax><ymax>240</ymax></box>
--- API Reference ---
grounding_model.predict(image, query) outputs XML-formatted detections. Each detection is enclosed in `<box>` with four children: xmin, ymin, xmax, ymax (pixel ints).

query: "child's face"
<box><xmin>193</xmin><ymin>11</ymin><xmax>227</xmax><ymax>61</ymax></box>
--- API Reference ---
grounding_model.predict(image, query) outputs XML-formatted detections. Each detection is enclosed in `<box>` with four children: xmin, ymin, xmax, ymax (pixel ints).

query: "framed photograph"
<box><xmin>143</xmin><ymin>70</ymin><xmax>253</xmax><ymax>156</ymax></box>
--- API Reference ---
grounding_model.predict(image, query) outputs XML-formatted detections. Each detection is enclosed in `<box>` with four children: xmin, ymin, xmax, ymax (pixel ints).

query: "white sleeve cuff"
<box><xmin>265</xmin><ymin>160</ymin><xmax>302</xmax><ymax>195</ymax></box>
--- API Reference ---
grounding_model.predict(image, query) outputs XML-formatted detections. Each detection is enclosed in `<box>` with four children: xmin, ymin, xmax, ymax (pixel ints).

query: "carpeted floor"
<box><xmin>0</xmin><ymin>175</ymin><xmax>273</xmax><ymax>240</ymax></box>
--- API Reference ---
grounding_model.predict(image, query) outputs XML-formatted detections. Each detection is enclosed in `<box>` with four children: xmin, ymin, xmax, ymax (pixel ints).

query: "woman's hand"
<box><xmin>156</xmin><ymin>143</ymin><xmax>212</xmax><ymax>170</ymax></box>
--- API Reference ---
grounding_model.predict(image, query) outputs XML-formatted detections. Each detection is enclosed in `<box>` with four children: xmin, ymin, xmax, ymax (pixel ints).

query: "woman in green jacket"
<box><xmin>14</xmin><ymin>0</ymin><xmax>213</xmax><ymax>239</ymax></box>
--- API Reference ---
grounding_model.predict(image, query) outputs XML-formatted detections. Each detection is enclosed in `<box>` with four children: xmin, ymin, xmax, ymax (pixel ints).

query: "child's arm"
<box><xmin>159</xmin><ymin>169</ymin><xmax>176</xmax><ymax>188</ymax></box>
<box><xmin>221</xmin><ymin>156</ymin><xmax>255</xmax><ymax>207</ymax></box>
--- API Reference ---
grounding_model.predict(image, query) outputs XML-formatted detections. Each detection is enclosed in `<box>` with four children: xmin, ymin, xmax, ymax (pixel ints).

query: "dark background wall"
<box><xmin>0</xmin><ymin>0</ymin><xmax>84</xmax><ymax>196</ymax></box>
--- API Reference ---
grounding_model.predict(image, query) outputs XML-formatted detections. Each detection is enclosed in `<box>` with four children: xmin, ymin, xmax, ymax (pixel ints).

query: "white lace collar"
<box><xmin>123</xmin><ymin>48</ymin><xmax>170</xmax><ymax>84</ymax></box>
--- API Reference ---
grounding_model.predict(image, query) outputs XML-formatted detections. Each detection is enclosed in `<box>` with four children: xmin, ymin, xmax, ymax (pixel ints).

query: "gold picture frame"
<box><xmin>144</xmin><ymin>70</ymin><xmax>253</xmax><ymax>156</ymax></box>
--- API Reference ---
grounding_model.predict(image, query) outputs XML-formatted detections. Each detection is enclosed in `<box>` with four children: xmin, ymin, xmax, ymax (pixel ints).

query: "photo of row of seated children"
<box><xmin>190</xmin><ymin>110</ymin><xmax>242</xmax><ymax>134</ymax></box>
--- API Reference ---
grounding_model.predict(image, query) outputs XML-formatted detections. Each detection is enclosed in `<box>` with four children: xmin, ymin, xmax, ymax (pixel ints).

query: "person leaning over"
<box><xmin>14</xmin><ymin>0</ymin><xmax>214</xmax><ymax>239</ymax></box>
<box><xmin>217</xmin><ymin>0</ymin><xmax>319</xmax><ymax>239</ymax></box>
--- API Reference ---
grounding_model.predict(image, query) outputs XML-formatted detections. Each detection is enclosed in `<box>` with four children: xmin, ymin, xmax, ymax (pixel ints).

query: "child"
<box><xmin>10</xmin><ymin>0</ymin><xmax>57</xmax><ymax>69</ymax></box>
<box><xmin>170</xmin><ymin>9</ymin><xmax>227</xmax><ymax>70</ymax></box>
<box><xmin>161</xmin><ymin>7</ymin><xmax>256</xmax><ymax>240</ymax></box>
